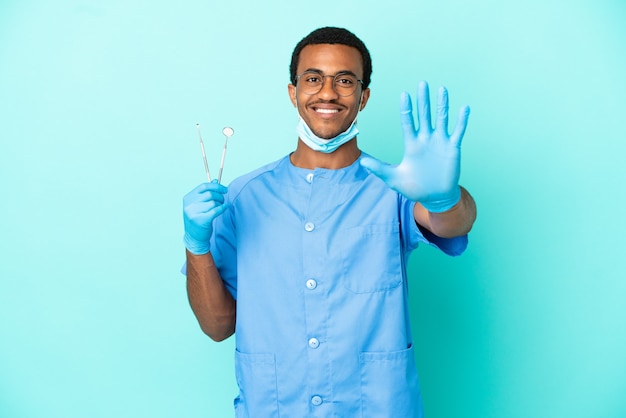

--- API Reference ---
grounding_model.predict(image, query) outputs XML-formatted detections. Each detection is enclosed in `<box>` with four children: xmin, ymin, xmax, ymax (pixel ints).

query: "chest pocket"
<box><xmin>340</xmin><ymin>223</ymin><xmax>403</xmax><ymax>293</ymax></box>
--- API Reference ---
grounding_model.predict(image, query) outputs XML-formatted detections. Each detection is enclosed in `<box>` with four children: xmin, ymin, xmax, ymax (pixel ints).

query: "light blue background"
<box><xmin>1</xmin><ymin>1</ymin><xmax>625</xmax><ymax>417</ymax></box>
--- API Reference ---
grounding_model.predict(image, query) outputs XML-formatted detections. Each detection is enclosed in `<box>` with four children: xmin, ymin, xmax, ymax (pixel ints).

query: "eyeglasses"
<box><xmin>295</xmin><ymin>70</ymin><xmax>364</xmax><ymax>97</ymax></box>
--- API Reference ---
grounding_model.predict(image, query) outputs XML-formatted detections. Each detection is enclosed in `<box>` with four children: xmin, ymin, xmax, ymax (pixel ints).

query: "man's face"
<box><xmin>289</xmin><ymin>44</ymin><xmax>370</xmax><ymax>139</ymax></box>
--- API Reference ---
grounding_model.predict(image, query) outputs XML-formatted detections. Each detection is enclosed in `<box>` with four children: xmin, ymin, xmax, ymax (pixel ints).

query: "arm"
<box><xmin>413</xmin><ymin>186</ymin><xmax>476</xmax><ymax>238</ymax></box>
<box><xmin>183</xmin><ymin>181</ymin><xmax>236</xmax><ymax>342</ymax></box>
<box><xmin>361</xmin><ymin>81</ymin><xmax>476</xmax><ymax>239</ymax></box>
<box><xmin>186</xmin><ymin>250</ymin><xmax>236</xmax><ymax>342</ymax></box>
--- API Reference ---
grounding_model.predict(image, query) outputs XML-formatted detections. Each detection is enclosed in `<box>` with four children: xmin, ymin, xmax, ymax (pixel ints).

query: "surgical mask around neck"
<box><xmin>295</xmin><ymin>93</ymin><xmax>363</xmax><ymax>153</ymax></box>
<box><xmin>296</xmin><ymin>116</ymin><xmax>359</xmax><ymax>153</ymax></box>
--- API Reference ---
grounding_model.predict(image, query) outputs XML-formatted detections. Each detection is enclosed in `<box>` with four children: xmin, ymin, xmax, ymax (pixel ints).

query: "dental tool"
<box><xmin>196</xmin><ymin>123</ymin><xmax>212</xmax><ymax>182</ymax></box>
<box><xmin>217</xmin><ymin>127</ymin><xmax>234</xmax><ymax>183</ymax></box>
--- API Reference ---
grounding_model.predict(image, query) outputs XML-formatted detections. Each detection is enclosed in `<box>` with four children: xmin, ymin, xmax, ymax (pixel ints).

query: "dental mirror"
<box><xmin>218</xmin><ymin>127</ymin><xmax>234</xmax><ymax>183</ymax></box>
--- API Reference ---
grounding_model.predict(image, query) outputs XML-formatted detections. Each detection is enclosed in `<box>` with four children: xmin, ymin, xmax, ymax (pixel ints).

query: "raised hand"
<box><xmin>360</xmin><ymin>81</ymin><xmax>470</xmax><ymax>212</ymax></box>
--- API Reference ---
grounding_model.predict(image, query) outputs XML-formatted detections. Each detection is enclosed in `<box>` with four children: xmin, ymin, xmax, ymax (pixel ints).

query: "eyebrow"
<box><xmin>303</xmin><ymin>68</ymin><xmax>359</xmax><ymax>77</ymax></box>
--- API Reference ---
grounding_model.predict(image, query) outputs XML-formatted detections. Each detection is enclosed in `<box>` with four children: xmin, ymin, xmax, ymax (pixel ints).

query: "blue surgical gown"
<box><xmin>206</xmin><ymin>154</ymin><xmax>467</xmax><ymax>417</ymax></box>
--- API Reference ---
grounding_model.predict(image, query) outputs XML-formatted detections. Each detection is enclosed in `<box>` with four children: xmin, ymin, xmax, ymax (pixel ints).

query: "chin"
<box><xmin>311</xmin><ymin>126</ymin><xmax>347</xmax><ymax>140</ymax></box>
<box><xmin>316</xmin><ymin>132</ymin><xmax>339</xmax><ymax>140</ymax></box>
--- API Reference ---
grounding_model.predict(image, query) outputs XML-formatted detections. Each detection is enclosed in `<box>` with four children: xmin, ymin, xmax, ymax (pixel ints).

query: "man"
<box><xmin>182</xmin><ymin>27</ymin><xmax>476</xmax><ymax>417</ymax></box>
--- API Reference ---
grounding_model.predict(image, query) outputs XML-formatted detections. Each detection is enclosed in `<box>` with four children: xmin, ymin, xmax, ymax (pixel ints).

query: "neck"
<box><xmin>290</xmin><ymin>138</ymin><xmax>361</xmax><ymax>169</ymax></box>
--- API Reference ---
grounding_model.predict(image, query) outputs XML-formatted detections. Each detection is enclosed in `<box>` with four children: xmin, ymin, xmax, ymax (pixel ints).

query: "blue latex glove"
<box><xmin>183</xmin><ymin>181</ymin><xmax>228</xmax><ymax>255</ymax></box>
<box><xmin>360</xmin><ymin>81</ymin><xmax>470</xmax><ymax>212</ymax></box>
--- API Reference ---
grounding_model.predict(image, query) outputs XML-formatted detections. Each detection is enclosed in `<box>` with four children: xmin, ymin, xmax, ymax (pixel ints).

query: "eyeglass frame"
<box><xmin>294</xmin><ymin>70</ymin><xmax>364</xmax><ymax>97</ymax></box>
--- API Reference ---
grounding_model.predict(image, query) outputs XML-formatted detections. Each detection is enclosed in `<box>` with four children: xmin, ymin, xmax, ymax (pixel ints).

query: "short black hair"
<box><xmin>289</xmin><ymin>27</ymin><xmax>372</xmax><ymax>89</ymax></box>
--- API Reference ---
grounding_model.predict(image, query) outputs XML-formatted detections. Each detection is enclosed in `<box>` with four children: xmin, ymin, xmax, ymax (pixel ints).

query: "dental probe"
<box><xmin>196</xmin><ymin>123</ymin><xmax>211</xmax><ymax>182</ymax></box>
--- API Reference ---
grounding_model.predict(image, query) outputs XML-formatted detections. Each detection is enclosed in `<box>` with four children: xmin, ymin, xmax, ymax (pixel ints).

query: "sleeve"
<box><xmin>209</xmin><ymin>197</ymin><xmax>238</xmax><ymax>299</ymax></box>
<box><xmin>401</xmin><ymin>197</ymin><xmax>468</xmax><ymax>256</ymax></box>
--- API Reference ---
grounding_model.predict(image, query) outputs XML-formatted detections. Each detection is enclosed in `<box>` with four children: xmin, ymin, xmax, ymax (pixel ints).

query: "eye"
<box><xmin>335</xmin><ymin>75</ymin><xmax>356</xmax><ymax>87</ymax></box>
<box><xmin>302</xmin><ymin>72</ymin><xmax>322</xmax><ymax>84</ymax></box>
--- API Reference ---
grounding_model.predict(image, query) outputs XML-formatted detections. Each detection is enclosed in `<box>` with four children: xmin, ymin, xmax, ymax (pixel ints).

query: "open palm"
<box><xmin>360</xmin><ymin>81</ymin><xmax>470</xmax><ymax>212</ymax></box>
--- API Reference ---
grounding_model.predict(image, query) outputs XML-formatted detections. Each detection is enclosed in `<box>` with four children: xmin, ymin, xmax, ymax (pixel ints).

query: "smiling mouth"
<box><xmin>314</xmin><ymin>108</ymin><xmax>340</xmax><ymax>114</ymax></box>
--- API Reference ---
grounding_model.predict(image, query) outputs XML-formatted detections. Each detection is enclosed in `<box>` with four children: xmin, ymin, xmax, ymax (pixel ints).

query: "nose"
<box><xmin>317</xmin><ymin>75</ymin><xmax>339</xmax><ymax>100</ymax></box>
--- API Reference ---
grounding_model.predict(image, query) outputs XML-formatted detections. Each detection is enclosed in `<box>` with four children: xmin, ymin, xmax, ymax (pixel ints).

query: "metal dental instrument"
<box><xmin>196</xmin><ymin>123</ymin><xmax>211</xmax><ymax>182</ymax></box>
<box><xmin>217</xmin><ymin>127</ymin><xmax>234</xmax><ymax>183</ymax></box>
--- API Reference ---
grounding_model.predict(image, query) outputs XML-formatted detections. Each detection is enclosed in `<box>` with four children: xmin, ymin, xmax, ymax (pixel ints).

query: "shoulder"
<box><xmin>226</xmin><ymin>155</ymin><xmax>289</xmax><ymax>199</ymax></box>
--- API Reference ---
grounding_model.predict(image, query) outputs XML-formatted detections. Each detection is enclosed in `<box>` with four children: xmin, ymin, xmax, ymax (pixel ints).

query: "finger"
<box><xmin>416</xmin><ymin>81</ymin><xmax>432</xmax><ymax>133</ymax></box>
<box><xmin>450</xmin><ymin>105</ymin><xmax>471</xmax><ymax>147</ymax></box>
<box><xmin>199</xmin><ymin>202</ymin><xmax>228</xmax><ymax>223</ymax></box>
<box><xmin>399</xmin><ymin>91</ymin><xmax>416</xmax><ymax>139</ymax></box>
<box><xmin>186</xmin><ymin>201</ymin><xmax>227</xmax><ymax>222</ymax></box>
<box><xmin>184</xmin><ymin>182</ymin><xmax>228</xmax><ymax>204</ymax></box>
<box><xmin>184</xmin><ymin>189</ymin><xmax>226</xmax><ymax>206</ymax></box>
<box><xmin>199</xmin><ymin>181</ymin><xmax>228</xmax><ymax>194</ymax></box>
<box><xmin>435</xmin><ymin>86</ymin><xmax>449</xmax><ymax>136</ymax></box>
<box><xmin>200</xmin><ymin>191</ymin><xmax>226</xmax><ymax>205</ymax></box>
<box><xmin>360</xmin><ymin>157</ymin><xmax>394</xmax><ymax>181</ymax></box>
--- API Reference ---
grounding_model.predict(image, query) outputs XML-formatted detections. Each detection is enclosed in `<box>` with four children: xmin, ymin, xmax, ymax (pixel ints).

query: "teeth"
<box><xmin>315</xmin><ymin>108</ymin><xmax>339</xmax><ymax>114</ymax></box>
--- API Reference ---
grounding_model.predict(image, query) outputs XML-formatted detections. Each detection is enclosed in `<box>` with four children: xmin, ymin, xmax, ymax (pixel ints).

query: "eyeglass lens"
<box><xmin>297</xmin><ymin>71</ymin><xmax>360</xmax><ymax>97</ymax></box>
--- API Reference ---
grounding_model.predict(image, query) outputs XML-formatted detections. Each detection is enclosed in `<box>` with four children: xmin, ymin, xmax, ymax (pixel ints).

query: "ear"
<box><xmin>288</xmin><ymin>84</ymin><xmax>297</xmax><ymax>107</ymax></box>
<box><xmin>359</xmin><ymin>88</ymin><xmax>371</xmax><ymax>111</ymax></box>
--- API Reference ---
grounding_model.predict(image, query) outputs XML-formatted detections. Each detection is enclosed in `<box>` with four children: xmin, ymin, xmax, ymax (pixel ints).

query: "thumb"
<box><xmin>360</xmin><ymin>156</ymin><xmax>393</xmax><ymax>181</ymax></box>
